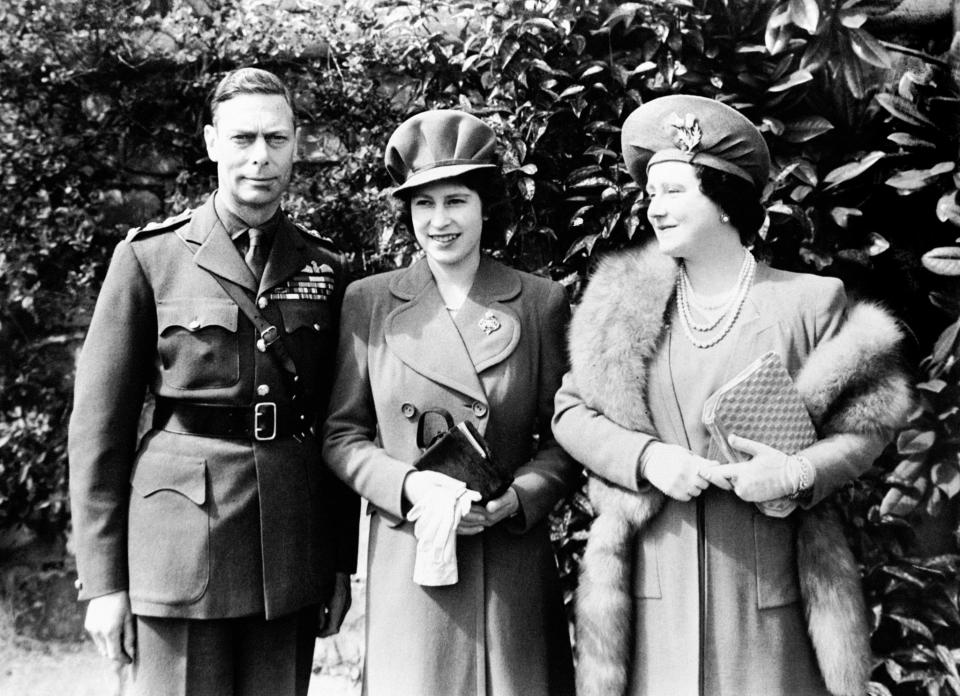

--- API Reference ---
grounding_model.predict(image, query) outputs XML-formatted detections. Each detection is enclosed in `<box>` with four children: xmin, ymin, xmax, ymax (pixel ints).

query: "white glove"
<box><xmin>407</xmin><ymin>485</ymin><xmax>481</xmax><ymax>586</ymax></box>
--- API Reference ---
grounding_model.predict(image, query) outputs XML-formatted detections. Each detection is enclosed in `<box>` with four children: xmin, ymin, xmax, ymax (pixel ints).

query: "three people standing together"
<box><xmin>69</xmin><ymin>67</ymin><xmax>912</xmax><ymax>696</ymax></box>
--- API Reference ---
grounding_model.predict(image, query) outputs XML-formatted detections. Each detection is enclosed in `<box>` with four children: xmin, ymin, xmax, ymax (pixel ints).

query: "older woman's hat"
<box><xmin>385</xmin><ymin>109</ymin><xmax>498</xmax><ymax>195</ymax></box>
<box><xmin>621</xmin><ymin>94</ymin><xmax>770</xmax><ymax>190</ymax></box>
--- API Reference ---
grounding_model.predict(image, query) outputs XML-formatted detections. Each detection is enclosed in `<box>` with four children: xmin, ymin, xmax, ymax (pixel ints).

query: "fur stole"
<box><xmin>570</xmin><ymin>243</ymin><xmax>913</xmax><ymax>696</ymax></box>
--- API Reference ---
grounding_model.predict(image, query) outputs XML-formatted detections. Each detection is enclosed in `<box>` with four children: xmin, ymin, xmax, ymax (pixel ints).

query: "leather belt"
<box><xmin>153</xmin><ymin>398</ymin><xmax>307</xmax><ymax>441</ymax></box>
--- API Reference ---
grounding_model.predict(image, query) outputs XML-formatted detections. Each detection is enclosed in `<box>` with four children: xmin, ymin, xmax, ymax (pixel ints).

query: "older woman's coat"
<box><xmin>323</xmin><ymin>256</ymin><xmax>577</xmax><ymax>696</ymax></box>
<box><xmin>553</xmin><ymin>243</ymin><xmax>912</xmax><ymax>696</ymax></box>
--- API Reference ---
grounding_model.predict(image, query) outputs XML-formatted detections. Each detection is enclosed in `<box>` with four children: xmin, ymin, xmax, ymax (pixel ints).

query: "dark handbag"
<box><xmin>413</xmin><ymin>408</ymin><xmax>512</xmax><ymax>504</ymax></box>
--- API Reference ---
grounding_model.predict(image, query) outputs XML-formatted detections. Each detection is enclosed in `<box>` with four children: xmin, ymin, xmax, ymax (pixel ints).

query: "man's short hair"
<box><xmin>209</xmin><ymin>67</ymin><xmax>296</xmax><ymax>127</ymax></box>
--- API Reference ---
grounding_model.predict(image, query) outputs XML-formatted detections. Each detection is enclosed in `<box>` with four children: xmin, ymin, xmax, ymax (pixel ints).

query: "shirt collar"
<box><xmin>212</xmin><ymin>192</ymin><xmax>282</xmax><ymax>240</ymax></box>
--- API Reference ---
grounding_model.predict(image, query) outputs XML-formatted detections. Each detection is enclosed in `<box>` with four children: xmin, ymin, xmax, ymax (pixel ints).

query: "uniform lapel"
<box><xmin>183</xmin><ymin>196</ymin><xmax>258</xmax><ymax>294</ymax></box>
<box><xmin>449</xmin><ymin>257</ymin><xmax>521</xmax><ymax>373</ymax></box>
<box><xmin>384</xmin><ymin>259</ymin><xmax>487</xmax><ymax>404</ymax></box>
<box><xmin>260</xmin><ymin>215</ymin><xmax>310</xmax><ymax>295</ymax></box>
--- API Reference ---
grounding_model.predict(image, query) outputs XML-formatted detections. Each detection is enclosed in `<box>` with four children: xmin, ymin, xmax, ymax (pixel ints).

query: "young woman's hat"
<box><xmin>385</xmin><ymin>110</ymin><xmax>498</xmax><ymax>195</ymax></box>
<box><xmin>621</xmin><ymin>94</ymin><xmax>770</xmax><ymax>190</ymax></box>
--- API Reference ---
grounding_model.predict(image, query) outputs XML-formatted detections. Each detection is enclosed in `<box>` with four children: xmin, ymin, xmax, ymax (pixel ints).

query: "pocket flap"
<box><xmin>280</xmin><ymin>303</ymin><xmax>332</xmax><ymax>334</ymax></box>
<box><xmin>131</xmin><ymin>453</ymin><xmax>206</xmax><ymax>505</ymax></box>
<box><xmin>157</xmin><ymin>299</ymin><xmax>238</xmax><ymax>334</ymax></box>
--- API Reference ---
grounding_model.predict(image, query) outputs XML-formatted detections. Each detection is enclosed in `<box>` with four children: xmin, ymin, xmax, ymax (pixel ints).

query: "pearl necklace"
<box><xmin>676</xmin><ymin>250</ymin><xmax>756</xmax><ymax>349</ymax></box>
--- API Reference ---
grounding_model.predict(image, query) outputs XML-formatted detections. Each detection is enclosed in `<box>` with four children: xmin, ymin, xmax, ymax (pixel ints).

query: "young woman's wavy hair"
<box><xmin>394</xmin><ymin>168</ymin><xmax>514</xmax><ymax>249</ymax></box>
<box><xmin>694</xmin><ymin>165</ymin><xmax>766</xmax><ymax>246</ymax></box>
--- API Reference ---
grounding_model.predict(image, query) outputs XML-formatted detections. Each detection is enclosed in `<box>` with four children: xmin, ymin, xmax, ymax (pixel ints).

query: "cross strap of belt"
<box><xmin>174</xmin><ymin>230</ymin><xmax>312</xmax><ymax>440</ymax></box>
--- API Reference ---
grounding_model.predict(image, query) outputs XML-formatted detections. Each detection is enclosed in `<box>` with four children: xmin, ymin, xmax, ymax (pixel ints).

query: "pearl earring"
<box><xmin>719</xmin><ymin>212</ymin><xmax>730</xmax><ymax>224</ymax></box>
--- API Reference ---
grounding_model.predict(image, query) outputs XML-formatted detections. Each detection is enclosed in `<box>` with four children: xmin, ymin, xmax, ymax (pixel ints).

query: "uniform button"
<box><xmin>313</xmin><ymin>323</ymin><xmax>322</xmax><ymax>332</ymax></box>
<box><xmin>188</xmin><ymin>318</ymin><xmax>201</xmax><ymax>331</ymax></box>
<box><xmin>256</xmin><ymin>339</ymin><xmax>267</xmax><ymax>352</ymax></box>
<box><xmin>256</xmin><ymin>384</ymin><xmax>270</xmax><ymax>397</ymax></box>
<box><xmin>74</xmin><ymin>578</ymin><xmax>83</xmax><ymax>591</ymax></box>
<box><xmin>472</xmin><ymin>402</ymin><xmax>488</xmax><ymax>418</ymax></box>
<box><xmin>400</xmin><ymin>402</ymin><xmax>417</xmax><ymax>419</ymax></box>
<box><xmin>257</xmin><ymin>297</ymin><xmax>268</xmax><ymax>309</ymax></box>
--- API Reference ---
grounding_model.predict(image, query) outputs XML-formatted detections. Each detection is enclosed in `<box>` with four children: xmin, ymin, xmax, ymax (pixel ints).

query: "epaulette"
<box><xmin>126</xmin><ymin>209</ymin><xmax>193</xmax><ymax>240</ymax></box>
<box><xmin>295</xmin><ymin>223</ymin><xmax>339</xmax><ymax>250</ymax></box>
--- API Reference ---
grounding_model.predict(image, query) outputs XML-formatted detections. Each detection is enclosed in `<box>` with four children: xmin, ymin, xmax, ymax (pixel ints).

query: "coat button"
<box><xmin>472</xmin><ymin>402</ymin><xmax>488</xmax><ymax>418</ymax></box>
<box><xmin>74</xmin><ymin>578</ymin><xmax>83</xmax><ymax>591</ymax></box>
<box><xmin>313</xmin><ymin>323</ymin><xmax>322</xmax><ymax>332</ymax></box>
<box><xmin>400</xmin><ymin>402</ymin><xmax>417</xmax><ymax>419</ymax></box>
<box><xmin>257</xmin><ymin>297</ymin><xmax>268</xmax><ymax>309</ymax></box>
<box><xmin>188</xmin><ymin>318</ymin><xmax>201</xmax><ymax>331</ymax></box>
<box><xmin>256</xmin><ymin>384</ymin><xmax>270</xmax><ymax>396</ymax></box>
<box><xmin>256</xmin><ymin>339</ymin><xmax>267</xmax><ymax>352</ymax></box>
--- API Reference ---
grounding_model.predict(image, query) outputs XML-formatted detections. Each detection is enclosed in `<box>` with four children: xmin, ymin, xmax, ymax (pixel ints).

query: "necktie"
<box><xmin>244</xmin><ymin>227</ymin><xmax>268</xmax><ymax>281</ymax></box>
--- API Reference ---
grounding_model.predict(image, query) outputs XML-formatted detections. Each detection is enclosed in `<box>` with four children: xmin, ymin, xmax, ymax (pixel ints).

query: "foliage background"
<box><xmin>3</xmin><ymin>0</ymin><xmax>960</xmax><ymax>693</ymax></box>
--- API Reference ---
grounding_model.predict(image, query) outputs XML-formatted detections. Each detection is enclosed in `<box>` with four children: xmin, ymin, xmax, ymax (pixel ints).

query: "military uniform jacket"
<box><xmin>68</xmin><ymin>194</ymin><xmax>359</xmax><ymax>620</ymax></box>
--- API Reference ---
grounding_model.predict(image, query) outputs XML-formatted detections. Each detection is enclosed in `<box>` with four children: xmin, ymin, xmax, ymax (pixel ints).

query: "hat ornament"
<box><xmin>667</xmin><ymin>112</ymin><xmax>703</xmax><ymax>152</ymax></box>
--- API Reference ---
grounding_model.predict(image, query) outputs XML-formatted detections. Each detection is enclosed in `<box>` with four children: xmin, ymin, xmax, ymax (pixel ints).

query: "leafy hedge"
<box><xmin>2</xmin><ymin>0</ymin><xmax>960</xmax><ymax>692</ymax></box>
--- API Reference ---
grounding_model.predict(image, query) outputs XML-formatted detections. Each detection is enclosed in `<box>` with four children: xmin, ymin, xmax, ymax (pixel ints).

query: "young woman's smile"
<box><xmin>409</xmin><ymin>182</ymin><xmax>483</xmax><ymax>271</ymax></box>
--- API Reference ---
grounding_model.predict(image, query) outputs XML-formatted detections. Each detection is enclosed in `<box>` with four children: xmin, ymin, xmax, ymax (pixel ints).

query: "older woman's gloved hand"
<box><xmin>710</xmin><ymin>435</ymin><xmax>811</xmax><ymax>502</ymax></box>
<box><xmin>640</xmin><ymin>442</ymin><xmax>725</xmax><ymax>501</ymax></box>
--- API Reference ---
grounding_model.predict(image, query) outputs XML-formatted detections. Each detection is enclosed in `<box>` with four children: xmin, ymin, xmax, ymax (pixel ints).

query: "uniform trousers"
<box><xmin>132</xmin><ymin>606</ymin><xmax>317</xmax><ymax>696</ymax></box>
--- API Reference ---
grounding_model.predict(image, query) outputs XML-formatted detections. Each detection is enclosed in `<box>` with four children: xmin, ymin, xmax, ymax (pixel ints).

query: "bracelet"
<box><xmin>789</xmin><ymin>454</ymin><xmax>815</xmax><ymax>499</ymax></box>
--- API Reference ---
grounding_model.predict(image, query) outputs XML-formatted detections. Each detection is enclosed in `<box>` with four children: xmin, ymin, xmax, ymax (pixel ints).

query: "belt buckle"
<box><xmin>254</xmin><ymin>402</ymin><xmax>277</xmax><ymax>441</ymax></box>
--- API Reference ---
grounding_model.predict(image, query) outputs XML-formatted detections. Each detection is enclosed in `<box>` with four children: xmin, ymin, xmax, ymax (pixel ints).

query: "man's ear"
<box><xmin>293</xmin><ymin>126</ymin><xmax>300</xmax><ymax>163</ymax></box>
<box><xmin>203</xmin><ymin>124</ymin><xmax>218</xmax><ymax>162</ymax></box>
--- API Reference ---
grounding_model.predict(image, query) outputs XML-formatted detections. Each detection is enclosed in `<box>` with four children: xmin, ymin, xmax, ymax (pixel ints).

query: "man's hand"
<box><xmin>318</xmin><ymin>572</ymin><xmax>352</xmax><ymax>638</ymax></box>
<box><xmin>85</xmin><ymin>590</ymin><xmax>135</xmax><ymax>664</ymax></box>
<box><xmin>457</xmin><ymin>486</ymin><xmax>520</xmax><ymax>535</ymax></box>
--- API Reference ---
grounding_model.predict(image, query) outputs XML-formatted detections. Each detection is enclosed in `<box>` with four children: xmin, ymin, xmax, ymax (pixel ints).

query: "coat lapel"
<box><xmin>260</xmin><ymin>216</ymin><xmax>310</xmax><ymax>296</ymax></box>
<box><xmin>385</xmin><ymin>258</ymin><xmax>520</xmax><ymax>404</ymax></box>
<box><xmin>183</xmin><ymin>196</ymin><xmax>258</xmax><ymax>294</ymax></box>
<box><xmin>715</xmin><ymin>263</ymin><xmax>776</xmax><ymax>385</ymax></box>
<box><xmin>449</xmin><ymin>257</ymin><xmax>522</xmax><ymax>373</ymax></box>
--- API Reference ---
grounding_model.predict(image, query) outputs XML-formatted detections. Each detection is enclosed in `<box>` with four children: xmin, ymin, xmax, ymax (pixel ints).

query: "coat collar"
<box><xmin>384</xmin><ymin>256</ymin><xmax>522</xmax><ymax>401</ymax></box>
<box><xmin>182</xmin><ymin>194</ymin><xmax>310</xmax><ymax>296</ymax></box>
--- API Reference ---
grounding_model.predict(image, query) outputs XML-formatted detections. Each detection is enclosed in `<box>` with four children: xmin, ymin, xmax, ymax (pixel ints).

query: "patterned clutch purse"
<box><xmin>702</xmin><ymin>351</ymin><xmax>817</xmax><ymax>517</ymax></box>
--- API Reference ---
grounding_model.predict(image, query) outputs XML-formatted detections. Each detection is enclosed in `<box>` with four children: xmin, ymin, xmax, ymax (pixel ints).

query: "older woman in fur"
<box><xmin>552</xmin><ymin>95</ymin><xmax>913</xmax><ymax>696</ymax></box>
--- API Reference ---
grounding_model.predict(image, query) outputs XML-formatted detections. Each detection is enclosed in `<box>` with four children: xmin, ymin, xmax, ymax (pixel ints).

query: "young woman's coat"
<box><xmin>323</xmin><ymin>256</ymin><xmax>577</xmax><ymax>696</ymax></box>
<box><xmin>553</xmin><ymin>243</ymin><xmax>912</xmax><ymax>696</ymax></box>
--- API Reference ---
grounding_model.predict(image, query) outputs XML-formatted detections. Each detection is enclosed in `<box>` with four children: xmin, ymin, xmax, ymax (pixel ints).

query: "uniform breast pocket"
<box><xmin>157</xmin><ymin>299</ymin><xmax>240</xmax><ymax>389</ymax></box>
<box><xmin>280</xmin><ymin>301</ymin><xmax>332</xmax><ymax>337</ymax></box>
<box><xmin>128</xmin><ymin>451</ymin><xmax>209</xmax><ymax>604</ymax></box>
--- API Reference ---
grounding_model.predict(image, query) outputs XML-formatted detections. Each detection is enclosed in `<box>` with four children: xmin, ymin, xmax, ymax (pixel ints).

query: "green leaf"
<box><xmin>932</xmin><ymin>461</ymin><xmax>960</xmax><ymax>498</ymax></box>
<box><xmin>823</xmin><ymin>151</ymin><xmax>885</xmax><ymax>189</ymax></box>
<box><xmin>922</xmin><ymin>247</ymin><xmax>960</xmax><ymax>276</ymax></box>
<box><xmin>769</xmin><ymin>69</ymin><xmax>813</xmax><ymax>93</ymax></box>
<box><xmin>564</xmin><ymin>232</ymin><xmax>600</xmax><ymax>261</ymax></box>
<box><xmin>889</xmin><ymin>132</ymin><xmax>936</xmax><ymax>148</ymax></box>
<box><xmin>849</xmin><ymin>28</ymin><xmax>892</xmax><ymax>68</ymax></box>
<box><xmin>559</xmin><ymin>85</ymin><xmax>586</xmax><ymax>99</ymax></box>
<box><xmin>782</xmin><ymin>116</ymin><xmax>833</xmax><ymax>143</ymax></box>
<box><xmin>565</xmin><ymin>165</ymin><xmax>603</xmax><ymax>186</ymax></box>
<box><xmin>876</xmin><ymin>93</ymin><xmax>937</xmax><ymax>129</ymax></box>
<box><xmin>935</xmin><ymin>192</ymin><xmax>960</xmax><ymax>226</ymax></box>
<box><xmin>788</xmin><ymin>0</ymin><xmax>820</xmax><ymax>33</ymax></box>
<box><xmin>830</xmin><ymin>206</ymin><xmax>862</xmax><ymax>228</ymax></box>
<box><xmin>898</xmin><ymin>429</ymin><xmax>936</xmax><ymax>455</ymax></box>
<box><xmin>889</xmin><ymin>613</ymin><xmax>935</xmax><ymax>641</ymax></box>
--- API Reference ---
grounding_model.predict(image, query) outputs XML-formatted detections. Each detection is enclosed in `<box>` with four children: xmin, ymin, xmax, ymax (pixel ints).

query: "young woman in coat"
<box><xmin>323</xmin><ymin>110</ymin><xmax>577</xmax><ymax>696</ymax></box>
<box><xmin>552</xmin><ymin>95</ymin><xmax>913</xmax><ymax>696</ymax></box>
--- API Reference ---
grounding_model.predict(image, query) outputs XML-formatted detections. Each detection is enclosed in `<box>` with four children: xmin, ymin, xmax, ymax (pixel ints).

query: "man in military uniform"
<box><xmin>68</xmin><ymin>67</ymin><xmax>359</xmax><ymax>696</ymax></box>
